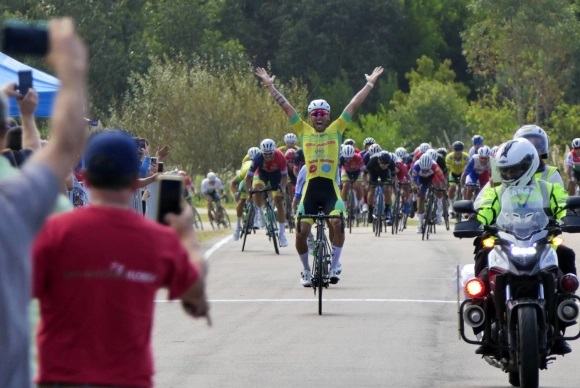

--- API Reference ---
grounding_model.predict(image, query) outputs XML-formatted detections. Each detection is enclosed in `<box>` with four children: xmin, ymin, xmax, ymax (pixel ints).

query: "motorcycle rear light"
<box><xmin>465</xmin><ymin>278</ymin><xmax>486</xmax><ymax>298</ymax></box>
<box><xmin>560</xmin><ymin>273</ymin><xmax>579</xmax><ymax>293</ymax></box>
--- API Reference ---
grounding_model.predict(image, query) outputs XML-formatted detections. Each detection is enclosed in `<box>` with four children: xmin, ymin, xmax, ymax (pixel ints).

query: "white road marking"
<box><xmin>203</xmin><ymin>235</ymin><xmax>232</xmax><ymax>260</ymax></box>
<box><xmin>156</xmin><ymin>298</ymin><xmax>457</xmax><ymax>304</ymax></box>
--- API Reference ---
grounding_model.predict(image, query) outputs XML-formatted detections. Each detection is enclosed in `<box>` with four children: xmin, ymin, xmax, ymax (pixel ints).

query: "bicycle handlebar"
<box><xmin>296</xmin><ymin>212</ymin><xmax>345</xmax><ymax>234</ymax></box>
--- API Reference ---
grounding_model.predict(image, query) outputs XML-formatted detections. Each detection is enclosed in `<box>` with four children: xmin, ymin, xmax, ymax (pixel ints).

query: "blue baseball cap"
<box><xmin>84</xmin><ymin>130</ymin><xmax>140</xmax><ymax>178</ymax></box>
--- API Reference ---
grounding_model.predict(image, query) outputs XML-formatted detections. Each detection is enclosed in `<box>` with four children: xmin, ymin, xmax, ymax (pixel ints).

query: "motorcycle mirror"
<box><xmin>453</xmin><ymin>200</ymin><xmax>475</xmax><ymax>214</ymax></box>
<box><xmin>565</xmin><ymin>195</ymin><xmax>580</xmax><ymax>211</ymax></box>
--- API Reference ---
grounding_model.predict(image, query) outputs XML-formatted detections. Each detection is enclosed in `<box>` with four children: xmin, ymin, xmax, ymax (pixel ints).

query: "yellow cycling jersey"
<box><xmin>289</xmin><ymin>111</ymin><xmax>351</xmax><ymax>181</ymax></box>
<box><xmin>236</xmin><ymin>160</ymin><xmax>252</xmax><ymax>182</ymax></box>
<box><xmin>277</xmin><ymin>145</ymin><xmax>298</xmax><ymax>153</ymax></box>
<box><xmin>446</xmin><ymin>152</ymin><xmax>470</xmax><ymax>175</ymax></box>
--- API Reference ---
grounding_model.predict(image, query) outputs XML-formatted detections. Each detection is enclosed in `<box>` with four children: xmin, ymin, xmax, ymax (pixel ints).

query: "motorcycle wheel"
<box><xmin>518</xmin><ymin>306</ymin><xmax>539</xmax><ymax>388</ymax></box>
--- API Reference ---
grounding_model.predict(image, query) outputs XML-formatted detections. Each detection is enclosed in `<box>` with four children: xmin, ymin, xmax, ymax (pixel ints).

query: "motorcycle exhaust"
<box><xmin>463</xmin><ymin>305</ymin><xmax>485</xmax><ymax>328</ymax></box>
<box><xmin>557</xmin><ymin>300</ymin><xmax>579</xmax><ymax>323</ymax></box>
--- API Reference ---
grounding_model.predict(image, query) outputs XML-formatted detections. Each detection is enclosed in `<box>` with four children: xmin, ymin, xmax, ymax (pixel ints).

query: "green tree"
<box><xmin>389</xmin><ymin>57</ymin><xmax>469</xmax><ymax>147</ymax></box>
<box><xmin>462</xmin><ymin>0</ymin><xmax>580</xmax><ymax>124</ymax></box>
<box><xmin>107</xmin><ymin>58</ymin><xmax>308</xmax><ymax>175</ymax></box>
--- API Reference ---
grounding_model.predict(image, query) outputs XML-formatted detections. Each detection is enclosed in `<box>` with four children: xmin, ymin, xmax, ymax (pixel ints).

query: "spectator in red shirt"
<box><xmin>32</xmin><ymin>130</ymin><xmax>209</xmax><ymax>388</ymax></box>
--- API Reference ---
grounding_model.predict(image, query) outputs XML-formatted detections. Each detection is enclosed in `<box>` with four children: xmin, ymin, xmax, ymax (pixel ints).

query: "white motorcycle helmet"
<box><xmin>514</xmin><ymin>124</ymin><xmax>549</xmax><ymax>159</ymax></box>
<box><xmin>495</xmin><ymin>138</ymin><xmax>539</xmax><ymax>188</ymax></box>
<box><xmin>307</xmin><ymin>99</ymin><xmax>331</xmax><ymax>114</ymax></box>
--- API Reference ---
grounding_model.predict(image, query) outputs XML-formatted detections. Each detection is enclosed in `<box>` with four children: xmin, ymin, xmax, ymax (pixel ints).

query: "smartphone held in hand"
<box><xmin>157</xmin><ymin>162</ymin><xmax>164</xmax><ymax>173</ymax></box>
<box><xmin>156</xmin><ymin>175</ymin><xmax>183</xmax><ymax>225</ymax></box>
<box><xmin>18</xmin><ymin>70</ymin><xmax>33</xmax><ymax>97</ymax></box>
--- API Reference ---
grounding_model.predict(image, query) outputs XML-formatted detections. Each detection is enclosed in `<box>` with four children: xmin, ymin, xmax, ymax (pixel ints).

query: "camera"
<box><xmin>1</xmin><ymin>19</ymin><xmax>49</xmax><ymax>56</ymax></box>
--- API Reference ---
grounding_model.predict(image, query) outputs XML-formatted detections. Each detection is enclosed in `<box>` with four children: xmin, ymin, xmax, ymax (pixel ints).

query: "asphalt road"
<box><xmin>151</xmin><ymin>221</ymin><xmax>580</xmax><ymax>388</ymax></box>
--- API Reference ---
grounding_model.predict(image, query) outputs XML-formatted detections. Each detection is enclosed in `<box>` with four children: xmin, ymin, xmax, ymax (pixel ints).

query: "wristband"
<box><xmin>366</xmin><ymin>81</ymin><xmax>374</xmax><ymax>88</ymax></box>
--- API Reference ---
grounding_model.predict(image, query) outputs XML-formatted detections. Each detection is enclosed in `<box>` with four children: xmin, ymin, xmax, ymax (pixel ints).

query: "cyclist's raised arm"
<box><xmin>255</xmin><ymin>67</ymin><xmax>297</xmax><ymax>119</ymax></box>
<box><xmin>343</xmin><ymin>66</ymin><xmax>384</xmax><ymax>118</ymax></box>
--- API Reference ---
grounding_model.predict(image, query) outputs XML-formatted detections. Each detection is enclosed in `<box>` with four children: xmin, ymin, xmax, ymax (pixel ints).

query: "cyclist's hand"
<box><xmin>255</xmin><ymin>67</ymin><xmax>276</xmax><ymax>85</ymax></box>
<box><xmin>234</xmin><ymin>191</ymin><xmax>241</xmax><ymax>201</ymax></box>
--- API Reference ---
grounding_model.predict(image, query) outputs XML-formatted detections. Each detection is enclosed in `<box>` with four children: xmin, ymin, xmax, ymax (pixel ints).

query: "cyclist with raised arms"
<box><xmin>566</xmin><ymin>138</ymin><xmax>580</xmax><ymax>195</ymax></box>
<box><xmin>255</xmin><ymin>65</ymin><xmax>383</xmax><ymax>286</ymax></box>
<box><xmin>245</xmin><ymin>138</ymin><xmax>289</xmax><ymax>246</ymax></box>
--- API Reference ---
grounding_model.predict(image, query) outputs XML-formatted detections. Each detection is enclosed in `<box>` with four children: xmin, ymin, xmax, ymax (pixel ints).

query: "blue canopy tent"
<box><xmin>0</xmin><ymin>52</ymin><xmax>59</xmax><ymax>118</ymax></box>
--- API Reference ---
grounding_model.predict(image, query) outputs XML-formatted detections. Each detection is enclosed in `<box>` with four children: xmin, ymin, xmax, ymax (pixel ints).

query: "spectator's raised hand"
<box><xmin>18</xmin><ymin>88</ymin><xmax>39</xmax><ymax>116</ymax></box>
<box><xmin>255</xmin><ymin>67</ymin><xmax>275</xmax><ymax>85</ymax></box>
<box><xmin>46</xmin><ymin>18</ymin><xmax>87</xmax><ymax>80</ymax></box>
<box><xmin>156</xmin><ymin>145</ymin><xmax>170</xmax><ymax>162</ymax></box>
<box><xmin>2</xmin><ymin>82</ymin><xmax>20</xmax><ymax>99</ymax></box>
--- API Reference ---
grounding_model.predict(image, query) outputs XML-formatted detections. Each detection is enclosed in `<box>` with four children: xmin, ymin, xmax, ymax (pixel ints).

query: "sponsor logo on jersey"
<box><xmin>322</xmin><ymin>163</ymin><xmax>332</xmax><ymax>173</ymax></box>
<box><xmin>309</xmin><ymin>165</ymin><xmax>317</xmax><ymax>173</ymax></box>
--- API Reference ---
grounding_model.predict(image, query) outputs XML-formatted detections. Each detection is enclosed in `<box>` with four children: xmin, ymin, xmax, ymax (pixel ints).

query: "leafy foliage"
<box><xmin>108</xmin><ymin>57</ymin><xmax>308</xmax><ymax>175</ymax></box>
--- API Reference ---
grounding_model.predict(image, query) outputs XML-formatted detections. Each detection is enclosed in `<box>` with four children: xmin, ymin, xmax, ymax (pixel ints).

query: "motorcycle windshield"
<box><xmin>495</xmin><ymin>186</ymin><xmax>548</xmax><ymax>239</ymax></box>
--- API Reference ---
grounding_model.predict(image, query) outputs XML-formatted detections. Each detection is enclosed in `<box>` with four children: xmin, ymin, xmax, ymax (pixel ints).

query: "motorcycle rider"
<box><xmin>473</xmin><ymin>137</ymin><xmax>575</xmax><ymax>355</ymax></box>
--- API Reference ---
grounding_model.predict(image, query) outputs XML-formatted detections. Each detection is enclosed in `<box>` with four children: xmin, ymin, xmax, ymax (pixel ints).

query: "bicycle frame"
<box><xmin>297</xmin><ymin>210</ymin><xmax>345</xmax><ymax>315</ymax></box>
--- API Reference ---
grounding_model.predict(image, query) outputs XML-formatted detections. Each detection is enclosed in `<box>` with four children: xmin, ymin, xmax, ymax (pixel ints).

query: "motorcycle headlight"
<box><xmin>510</xmin><ymin>246</ymin><xmax>537</xmax><ymax>256</ymax></box>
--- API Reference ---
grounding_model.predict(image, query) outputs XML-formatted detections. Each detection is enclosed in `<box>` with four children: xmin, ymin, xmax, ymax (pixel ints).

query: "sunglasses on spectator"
<box><xmin>310</xmin><ymin>109</ymin><xmax>329</xmax><ymax>117</ymax></box>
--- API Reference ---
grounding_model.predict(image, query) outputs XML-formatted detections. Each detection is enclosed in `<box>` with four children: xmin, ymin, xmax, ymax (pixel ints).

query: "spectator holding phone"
<box><xmin>32</xmin><ymin>130</ymin><xmax>210</xmax><ymax>388</ymax></box>
<box><xmin>0</xmin><ymin>18</ymin><xmax>88</xmax><ymax>387</ymax></box>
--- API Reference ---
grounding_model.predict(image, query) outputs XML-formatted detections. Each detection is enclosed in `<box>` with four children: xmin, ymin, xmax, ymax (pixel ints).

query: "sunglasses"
<box><xmin>263</xmin><ymin>152</ymin><xmax>274</xmax><ymax>157</ymax></box>
<box><xmin>310</xmin><ymin>109</ymin><xmax>329</xmax><ymax>117</ymax></box>
<box><xmin>574</xmin><ymin>147</ymin><xmax>580</xmax><ymax>151</ymax></box>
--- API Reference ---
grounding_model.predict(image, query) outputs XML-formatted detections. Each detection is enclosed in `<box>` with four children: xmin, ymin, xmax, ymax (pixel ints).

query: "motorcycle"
<box><xmin>453</xmin><ymin>186</ymin><xmax>580</xmax><ymax>388</ymax></box>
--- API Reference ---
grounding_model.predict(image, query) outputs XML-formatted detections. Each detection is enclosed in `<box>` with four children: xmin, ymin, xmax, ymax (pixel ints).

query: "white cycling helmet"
<box><xmin>284</xmin><ymin>133</ymin><xmax>297</xmax><ymax>144</ymax></box>
<box><xmin>342</xmin><ymin>144</ymin><xmax>355</xmax><ymax>158</ymax></box>
<box><xmin>419</xmin><ymin>154</ymin><xmax>432</xmax><ymax>170</ymax></box>
<box><xmin>260</xmin><ymin>138</ymin><xmax>276</xmax><ymax>154</ymax></box>
<box><xmin>343</xmin><ymin>138</ymin><xmax>355</xmax><ymax>146</ymax></box>
<box><xmin>419</xmin><ymin>143</ymin><xmax>431</xmax><ymax>154</ymax></box>
<box><xmin>426</xmin><ymin>149</ymin><xmax>438</xmax><ymax>162</ymax></box>
<box><xmin>247</xmin><ymin>146</ymin><xmax>260</xmax><ymax>160</ymax></box>
<box><xmin>207</xmin><ymin>172</ymin><xmax>216</xmax><ymax>181</ymax></box>
<box><xmin>368</xmin><ymin>144</ymin><xmax>382</xmax><ymax>155</ymax></box>
<box><xmin>572</xmin><ymin>138</ymin><xmax>580</xmax><ymax>149</ymax></box>
<box><xmin>514</xmin><ymin>125</ymin><xmax>549</xmax><ymax>159</ymax></box>
<box><xmin>495</xmin><ymin>138</ymin><xmax>539</xmax><ymax>188</ymax></box>
<box><xmin>307</xmin><ymin>99</ymin><xmax>330</xmax><ymax>114</ymax></box>
<box><xmin>395</xmin><ymin>147</ymin><xmax>406</xmax><ymax>159</ymax></box>
<box><xmin>478</xmin><ymin>146</ymin><xmax>492</xmax><ymax>158</ymax></box>
<box><xmin>363</xmin><ymin>137</ymin><xmax>376</xmax><ymax>147</ymax></box>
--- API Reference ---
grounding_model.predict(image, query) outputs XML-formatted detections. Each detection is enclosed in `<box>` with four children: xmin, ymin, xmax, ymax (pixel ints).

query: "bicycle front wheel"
<box><xmin>192</xmin><ymin>206</ymin><xmax>203</xmax><ymax>230</ymax></box>
<box><xmin>422</xmin><ymin>193</ymin><xmax>433</xmax><ymax>241</ymax></box>
<box><xmin>218</xmin><ymin>206</ymin><xmax>231</xmax><ymax>229</ymax></box>
<box><xmin>347</xmin><ymin>191</ymin><xmax>355</xmax><ymax>234</ymax></box>
<box><xmin>392</xmin><ymin>191</ymin><xmax>400</xmax><ymax>235</ymax></box>
<box><xmin>241</xmin><ymin>205</ymin><xmax>254</xmax><ymax>252</ymax></box>
<box><xmin>266</xmin><ymin>204</ymin><xmax>279</xmax><ymax>255</ymax></box>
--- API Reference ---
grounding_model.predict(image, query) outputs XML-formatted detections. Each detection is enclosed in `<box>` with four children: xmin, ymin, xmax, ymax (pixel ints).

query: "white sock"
<box><xmin>437</xmin><ymin>198</ymin><xmax>443</xmax><ymax>207</ymax></box>
<box><xmin>300</xmin><ymin>253</ymin><xmax>310</xmax><ymax>271</ymax></box>
<box><xmin>279</xmin><ymin>222</ymin><xmax>285</xmax><ymax>236</ymax></box>
<box><xmin>418</xmin><ymin>213</ymin><xmax>424</xmax><ymax>224</ymax></box>
<box><xmin>332</xmin><ymin>245</ymin><xmax>342</xmax><ymax>269</ymax></box>
<box><xmin>237</xmin><ymin>217</ymin><xmax>242</xmax><ymax>227</ymax></box>
<box><xmin>258</xmin><ymin>206</ymin><xmax>265</xmax><ymax>220</ymax></box>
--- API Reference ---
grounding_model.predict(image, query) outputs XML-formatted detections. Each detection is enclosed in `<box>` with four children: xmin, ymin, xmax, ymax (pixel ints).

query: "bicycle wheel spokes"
<box><xmin>266</xmin><ymin>203</ymin><xmax>279</xmax><ymax>255</ymax></box>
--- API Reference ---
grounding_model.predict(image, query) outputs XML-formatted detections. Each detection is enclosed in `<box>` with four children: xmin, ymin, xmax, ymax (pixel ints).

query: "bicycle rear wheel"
<box><xmin>266</xmin><ymin>203</ymin><xmax>279</xmax><ymax>255</ymax></box>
